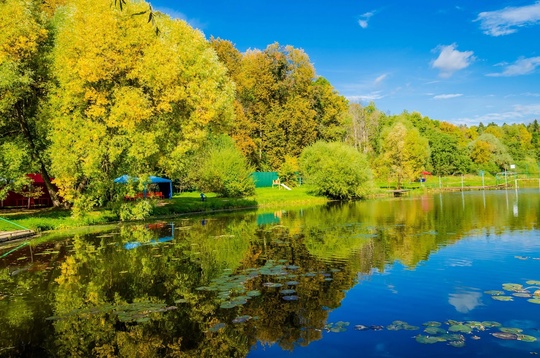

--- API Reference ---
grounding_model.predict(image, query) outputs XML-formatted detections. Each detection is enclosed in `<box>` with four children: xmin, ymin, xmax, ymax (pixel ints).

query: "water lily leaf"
<box><xmin>424</xmin><ymin>327</ymin><xmax>447</xmax><ymax>335</ymax></box>
<box><xmin>279</xmin><ymin>289</ymin><xmax>296</xmax><ymax>295</ymax></box>
<box><xmin>528</xmin><ymin>298</ymin><xmax>540</xmax><ymax>304</ymax></box>
<box><xmin>482</xmin><ymin>321</ymin><xmax>502</xmax><ymax>328</ymax></box>
<box><xmin>513</xmin><ymin>292</ymin><xmax>532</xmax><ymax>298</ymax></box>
<box><xmin>282</xmin><ymin>295</ymin><xmax>299</xmax><ymax>301</ymax></box>
<box><xmin>492</xmin><ymin>295</ymin><xmax>513</xmax><ymax>301</ymax></box>
<box><xmin>219</xmin><ymin>301</ymin><xmax>238</xmax><ymax>309</ymax></box>
<box><xmin>500</xmin><ymin>327</ymin><xmax>523</xmax><ymax>334</ymax></box>
<box><xmin>502</xmin><ymin>283</ymin><xmax>523</xmax><ymax>292</ymax></box>
<box><xmin>517</xmin><ymin>334</ymin><xmax>537</xmax><ymax>342</ymax></box>
<box><xmin>246</xmin><ymin>290</ymin><xmax>261</xmax><ymax>297</ymax></box>
<box><xmin>484</xmin><ymin>290</ymin><xmax>505</xmax><ymax>296</ymax></box>
<box><xmin>526</xmin><ymin>280</ymin><xmax>540</xmax><ymax>285</ymax></box>
<box><xmin>415</xmin><ymin>335</ymin><xmax>446</xmax><ymax>344</ymax></box>
<box><xmin>448</xmin><ymin>325</ymin><xmax>472</xmax><ymax>334</ymax></box>
<box><xmin>422</xmin><ymin>321</ymin><xmax>441</xmax><ymax>327</ymax></box>
<box><xmin>232</xmin><ymin>315</ymin><xmax>251</xmax><ymax>324</ymax></box>
<box><xmin>448</xmin><ymin>340</ymin><xmax>465</xmax><ymax>348</ymax></box>
<box><xmin>209</xmin><ymin>322</ymin><xmax>226</xmax><ymax>332</ymax></box>
<box><xmin>354</xmin><ymin>325</ymin><xmax>369</xmax><ymax>331</ymax></box>
<box><xmin>491</xmin><ymin>332</ymin><xmax>518</xmax><ymax>340</ymax></box>
<box><xmin>285</xmin><ymin>281</ymin><xmax>299</xmax><ymax>286</ymax></box>
<box><xmin>262</xmin><ymin>282</ymin><xmax>283</xmax><ymax>288</ymax></box>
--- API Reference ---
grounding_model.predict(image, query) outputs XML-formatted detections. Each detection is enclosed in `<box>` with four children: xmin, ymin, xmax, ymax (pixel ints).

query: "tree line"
<box><xmin>1</xmin><ymin>0</ymin><xmax>539</xmax><ymax>214</ymax></box>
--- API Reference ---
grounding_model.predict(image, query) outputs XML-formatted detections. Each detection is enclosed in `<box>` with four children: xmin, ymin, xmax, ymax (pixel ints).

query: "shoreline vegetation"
<box><xmin>1</xmin><ymin>175</ymin><xmax>539</xmax><ymax>237</ymax></box>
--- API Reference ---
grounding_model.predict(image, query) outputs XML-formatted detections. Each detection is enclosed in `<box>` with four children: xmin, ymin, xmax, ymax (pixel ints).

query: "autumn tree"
<box><xmin>48</xmin><ymin>0</ymin><xmax>235</xmax><ymax>210</ymax></box>
<box><xmin>376</xmin><ymin>121</ymin><xmax>430</xmax><ymax>189</ymax></box>
<box><xmin>0</xmin><ymin>0</ymin><xmax>64</xmax><ymax>205</ymax></box>
<box><xmin>468</xmin><ymin>133</ymin><xmax>513</xmax><ymax>174</ymax></box>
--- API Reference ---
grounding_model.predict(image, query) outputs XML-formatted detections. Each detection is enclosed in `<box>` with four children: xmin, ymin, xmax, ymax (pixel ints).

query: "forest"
<box><xmin>2</xmin><ymin>0</ymin><xmax>540</xmax><ymax>215</ymax></box>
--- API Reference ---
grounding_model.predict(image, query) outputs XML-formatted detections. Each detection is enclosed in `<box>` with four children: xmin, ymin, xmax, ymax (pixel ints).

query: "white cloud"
<box><xmin>487</xmin><ymin>56</ymin><xmax>540</xmax><ymax>77</ymax></box>
<box><xmin>374</xmin><ymin>73</ymin><xmax>388</xmax><ymax>85</ymax></box>
<box><xmin>347</xmin><ymin>91</ymin><xmax>385</xmax><ymax>102</ymax></box>
<box><xmin>432</xmin><ymin>44</ymin><xmax>475</xmax><ymax>78</ymax></box>
<box><xmin>358</xmin><ymin>11</ymin><xmax>375</xmax><ymax>29</ymax></box>
<box><xmin>433</xmin><ymin>93</ymin><xmax>463</xmax><ymax>100</ymax></box>
<box><xmin>454</xmin><ymin>103</ymin><xmax>540</xmax><ymax>125</ymax></box>
<box><xmin>449</xmin><ymin>291</ymin><xmax>483</xmax><ymax>313</ymax></box>
<box><xmin>475</xmin><ymin>2</ymin><xmax>540</xmax><ymax>36</ymax></box>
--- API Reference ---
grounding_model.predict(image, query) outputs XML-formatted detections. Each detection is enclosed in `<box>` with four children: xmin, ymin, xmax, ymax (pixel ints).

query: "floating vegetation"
<box><xmin>491</xmin><ymin>332</ymin><xmax>519</xmax><ymax>340</ymax></box>
<box><xmin>448</xmin><ymin>340</ymin><xmax>465</xmax><ymax>348</ymax></box>
<box><xmin>484</xmin><ymin>290</ymin><xmax>505</xmax><ymax>296</ymax></box>
<box><xmin>500</xmin><ymin>327</ymin><xmax>523</xmax><ymax>334</ymax></box>
<box><xmin>482</xmin><ymin>321</ymin><xmax>502</xmax><ymax>328</ymax></box>
<box><xmin>424</xmin><ymin>327</ymin><xmax>446</xmax><ymax>335</ymax></box>
<box><xmin>526</xmin><ymin>280</ymin><xmax>540</xmax><ymax>285</ymax></box>
<box><xmin>219</xmin><ymin>301</ymin><xmax>239</xmax><ymax>309</ymax></box>
<box><xmin>325</xmin><ymin>321</ymin><xmax>349</xmax><ymax>333</ymax></box>
<box><xmin>282</xmin><ymin>295</ymin><xmax>299</xmax><ymax>301</ymax></box>
<box><xmin>513</xmin><ymin>292</ymin><xmax>532</xmax><ymax>298</ymax></box>
<box><xmin>262</xmin><ymin>282</ymin><xmax>283</xmax><ymax>288</ymax></box>
<box><xmin>279</xmin><ymin>289</ymin><xmax>296</xmax><ymax>295</ymax></box>
<box><xmin>246</xmin><ymin>290</ymin><xmax>261</xmax><ymax>297</ymax></box>
<box><xmin>386</xmin><ymin>321</ymin><xmax>418</xmax><ymax>331</ymax></box>
<box><xmin>527</xmin><ymin>298</ymin><xmax>540</xmax><ymax>304</ymax></box>
<box><xmin>492</xmin><ymin>295</ymin><xmax>513</xmax><ymax>301</ymax></box>
<box><xmin>285</xmin><ymin>281</ymin><xmax>299</xmax><ymax>286</ymax></box>
<box><xmin>502</xmin><ymin>283</ymin><xmax>523</xmax><ymax>292</ymax></box>
<box><xmin>208</xmin><ymin>322</ymin><xmax>226</xmax><ymax>332</ymax></box>
<box><xmin>448</xmin><ymin>324</ymin><xmax>472</xmax><ymax>334</ymax></box>
<box><xmin>415</xmin><ymin>335</ymin><xmax>447</xmax><ymax>344</ymax></box>
<box><xmin>422</xmin><ymin>321</ymin><xmax>442</xmax><ymax>327</ymax></box>
<box><xmin>354</xmin><ymin>324</ymin><xmax>369</xmax><ymax>331</ymax></box>
<box><xmin>517</xmin><ymin>335</ymin><xmax>537</xmax><ymax>342</ymax></box>
<box><xmin>232</xmin><ymin>315</ymin><xmax>252</xmax><ymax>324</ymax></box>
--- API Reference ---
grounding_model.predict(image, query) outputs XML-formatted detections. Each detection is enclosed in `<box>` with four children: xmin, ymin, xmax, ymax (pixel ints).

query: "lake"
<box><xmin>1</xmin><ymin>189</ymin><xmax>539</xmax><ymax>357</ymax></box>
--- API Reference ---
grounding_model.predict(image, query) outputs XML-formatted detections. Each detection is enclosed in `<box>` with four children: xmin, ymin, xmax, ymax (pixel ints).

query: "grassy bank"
<box><xmin>0</xmin><ymin>186</ymin><xmax>328</xmax><ymax>233</ymax></box>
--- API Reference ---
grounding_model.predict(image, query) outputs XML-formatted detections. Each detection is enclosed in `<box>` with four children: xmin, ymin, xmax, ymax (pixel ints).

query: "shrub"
<box><xmin>279</xmin><ymin>155</ymin><xmax>300</xmax><ymax>187</ymax></box>
<box><xmin>190</xmin><ymin>135</ymin><xmax>255</xmax><ymax>197</ymax></box>
<box><xmin>300</xmin><ymin>141</ymin><xmax>373</xmax><ymax>199</ymax></box>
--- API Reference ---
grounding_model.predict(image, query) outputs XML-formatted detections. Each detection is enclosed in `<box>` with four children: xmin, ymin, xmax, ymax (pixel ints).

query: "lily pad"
<box><xmin>285</xmin><ymin>281</ymin><xmax>299</xmax><ymax>286</ymax></box>
<box><xmin>279</xmin><ymin>289</ymin><xmax>296</xmax><ymax>295</ymax></box>
<box><xmin>282</xmin><ymin>295</ymin><xmax>299</xmax><ymax>301</ymax></box>
<box><xmin>415</xmin><ymin>335</ymin><xmax>446</xmax><ymax>344</ymax></box>
<box><xmin>424</xmin><ymin>327</ymin><xmax>447</xmax><ymax>335</ymax></box>
<box><xmin>219</xmin><ymin>301</ymin><xmax>238</xmax><ymax>309</ymax></box>
<box><xmin>517</xmin><ymin>334</ymin><xmax>537</xmax><ymax>342</ymax></box>
<box><xmin>232</xmin><ymin>315</ymin><xmax>252</xmax><ymax>324</ymax></box>
<box><xmin>246</xmin><ymin>290</ymin><xmax>261</xmax><ymax>297</ymax></box>
<box><xmin>500</xmin><ymin>327</ymin><xmax>523</xmax><ymax>334</ymax></box>
<box><xmin>209</xmin><ymin>322</ymin><xmax>226</xmax><ymax>332</ymax></box>
<box><xmin>528</xmin><ymin>298</ymin><xmax>540</xmax><ymax>304</ymax></box>
<box><xmin>525</xmin><ymin>280</ymin><xmax>540</xmax><ymax>286</ymax></box>
<box><xmin>448</xmin><ymin>325</ymin><xmax>472</xmax><ymax>334</ymax></box>
<box><xmin>513</xmin><ymin>292</ymin><xmax>532</xmax><ymax>298</ymax></box>
<box><xmin>448</xmin><ymin>340</ymin><xmax>465</xmax><ymax>348</ymax></box>
<box><xmin>422</xmin><ymin>321</ymin><xmax>442</xmax><ymax>327</ymax></box>
<box><xmin>482</xmin><ymin>321</ymin><xmax>502</xmax><ymax>328</ymax></box>
<box><xmin>262</xmin><ymin>282</ymin><xmax>283</xmax><ymax>288</ymax></box>
<box><xmin>492</xmin><ymin>332</ymin><xmax>518</xmax><ymax>340</ymax></box>
<box><xmin>502</xmin><ymin>283</ymin><xmax>523</xmax><ymax>292</ymax></box>
<box><xmin>484</xmin><ymin>290</ymin><xmax>505</xmax><ymax>296</ymax></box>
<box><xmin>492</xmin><ymin>295</ymin><xmax>513</xmax><ymax>301</ymax></box>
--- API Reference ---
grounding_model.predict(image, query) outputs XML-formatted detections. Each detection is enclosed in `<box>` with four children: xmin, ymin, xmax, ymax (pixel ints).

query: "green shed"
<box><xmin>251</xmin><ymin>172</ymin><xmax>279</xmax><ymax>188</ymax></box>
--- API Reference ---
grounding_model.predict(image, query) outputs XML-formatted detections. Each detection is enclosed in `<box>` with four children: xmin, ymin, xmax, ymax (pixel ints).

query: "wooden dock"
<box><xmin>0</xmin><ymin>230</ymin><xmax>35</xmax><ymax>243</ymax></box>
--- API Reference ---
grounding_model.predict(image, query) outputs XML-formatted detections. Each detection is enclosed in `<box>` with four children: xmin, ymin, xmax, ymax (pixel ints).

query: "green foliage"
<box><xmin>115</xmin><ymin>200</ymin><xmax>155</xmax><ymax>221</ymax></box>
<box><xmin>278</xmin><ymin>155</ymin><xmax>300</xmax><ymax>187</ymax></box>
<box><xmin>300</xmin><ymin>141</ymin><xmax>373</xmax><ymax>200</ymax></box>
<box><xmin>468</xmin><ymin>133</ymin><xmax>513</xmax><ymax>174</ymax></box>
<box><xmin>428</xmin><ymin>131</ymin><xmax>471</xmax><ymax>175</ymax></box>
<box><xmin>190</xmin><ymin>136</ymin><xmax>255</xmax><ymax>197</ymax></box>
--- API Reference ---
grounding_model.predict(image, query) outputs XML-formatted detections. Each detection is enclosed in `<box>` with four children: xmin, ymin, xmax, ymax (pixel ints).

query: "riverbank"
<box><xmin>0</xmin><ymin>186</ymin><xmax>328</xmax><ymax>234</ymax></box>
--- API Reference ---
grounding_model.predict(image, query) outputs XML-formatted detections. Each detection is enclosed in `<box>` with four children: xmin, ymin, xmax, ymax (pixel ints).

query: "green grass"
<box><xmin>0</xmin><ymin>186</ymin><xmax>327</xmax><ymax>233</ymax></box>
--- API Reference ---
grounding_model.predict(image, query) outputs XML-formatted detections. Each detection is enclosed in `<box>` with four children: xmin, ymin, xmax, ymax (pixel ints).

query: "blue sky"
<box><xmin>151</xmin><ymin>0</ymin><xmax>540</xmax><ymax>126</ymax></box>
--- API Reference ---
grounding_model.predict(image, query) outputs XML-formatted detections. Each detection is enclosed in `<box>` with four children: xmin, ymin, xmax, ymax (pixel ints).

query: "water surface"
<box><xmin>1</xmin><ymin>189</ymin><xmax>539</xmax><ymax>357</ymax></box>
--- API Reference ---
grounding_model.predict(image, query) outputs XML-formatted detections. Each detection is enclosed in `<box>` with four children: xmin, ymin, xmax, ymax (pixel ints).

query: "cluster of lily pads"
<box><xmin>195</xmin><ymin>260</ymin><xmax>340</xmax><ymax>309</ymax></box>
<box><xmin>484</xmin><ymin>280</ymin><xmax>540</xmax><ymax>304</ymax></box>
<box><xmin>46</xmin><ymin>301</ymin><xmax>177</xmax><ymax>323</ymax></box>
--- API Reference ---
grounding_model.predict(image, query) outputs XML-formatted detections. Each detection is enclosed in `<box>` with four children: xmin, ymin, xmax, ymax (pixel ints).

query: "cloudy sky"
<box><xmin>150</xmin><ymin>0</ymin><xmax>540</xmax><ymax>126</ymax></box>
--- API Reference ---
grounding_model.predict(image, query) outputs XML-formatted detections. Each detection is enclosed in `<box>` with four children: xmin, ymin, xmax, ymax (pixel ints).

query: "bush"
<box><xmin>279</xmin><ymin>155</ymin><xmax>300</xmax><ymax>187</ymax></box>
<box><xmin>300</xmin><ymin>141</ymin><xmax>373</xmax><ymax>199</ymax></box>
<box><xmin>190</xmin><ymin>135</ymin><xmax>255</xmax><ymax>197</ymax></box>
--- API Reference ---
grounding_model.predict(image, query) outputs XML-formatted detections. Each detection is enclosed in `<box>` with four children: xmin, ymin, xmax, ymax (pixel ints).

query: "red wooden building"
<box><xmin>1</xmin><ymin>174</ymin><xmax>54</xmax><ymax>208</ymax></box>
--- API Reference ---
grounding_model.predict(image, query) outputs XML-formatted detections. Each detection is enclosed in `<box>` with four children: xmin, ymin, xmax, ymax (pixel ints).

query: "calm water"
<box><xmin>1</xmin><ymin>189</ymin><xmax>540</xmax><ymax>357</ymax></box>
